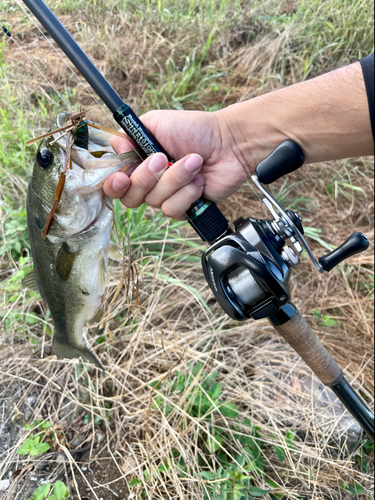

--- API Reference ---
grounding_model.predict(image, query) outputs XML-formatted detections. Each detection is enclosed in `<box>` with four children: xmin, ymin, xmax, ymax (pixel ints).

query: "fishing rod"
<box><xmin>18</xmin><ymin>0</ymin><xmax>374</xmax><ymax>440</ymax></box>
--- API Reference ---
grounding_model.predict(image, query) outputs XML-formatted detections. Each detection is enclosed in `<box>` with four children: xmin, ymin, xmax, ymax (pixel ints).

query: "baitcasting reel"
<box><xmin>202</xmin><ymin>141</ymin><xmax>370</xmax><ymax>322</ymax></box>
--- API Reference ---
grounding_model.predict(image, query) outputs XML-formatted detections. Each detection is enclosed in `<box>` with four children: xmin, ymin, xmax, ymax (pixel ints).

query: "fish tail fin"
<box><xmin>52</xmin><ymin>339</ymin><xmax>105</xmax><ymax>371</ymax></box>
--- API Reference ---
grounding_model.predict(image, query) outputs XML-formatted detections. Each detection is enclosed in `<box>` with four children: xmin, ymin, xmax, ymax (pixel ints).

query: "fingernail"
<box><xmin>194</xmin><ymin>175</ymin><xmax>205</xmax><ymax>187</ymax></box>
<box><xmin>112</xmin><ymin>175</ymin><xmax>129</xmax><ymax>193</ymax></box>
<box><xmin>185</xmin><ymin>154</ymin><xmax>203</xmax><ymax>173</ymax></box>
<box><xmin>149</xmin><ymin>153</ymin><xmax>168</xmax><ymax>173</ymax></box>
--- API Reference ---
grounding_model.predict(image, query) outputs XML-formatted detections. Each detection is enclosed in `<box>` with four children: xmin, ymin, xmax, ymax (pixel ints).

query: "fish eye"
<box><xmin>37</xmin><ymin>149</ymin><xmax>54</xmax><ymax>169</ymax></box>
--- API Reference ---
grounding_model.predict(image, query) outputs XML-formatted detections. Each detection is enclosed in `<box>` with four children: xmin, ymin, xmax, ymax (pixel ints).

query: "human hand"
<box><xmin>103</xmin><ymin>109</ymin><xmax>251</xmax><ymax>220</ymax></box>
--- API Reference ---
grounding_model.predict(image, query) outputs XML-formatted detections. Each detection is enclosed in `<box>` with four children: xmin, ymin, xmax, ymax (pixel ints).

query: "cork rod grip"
<box><xmin>272</xmin><ymin>309</ymin><xmax>343</xmax><ymax>387</ymax></box>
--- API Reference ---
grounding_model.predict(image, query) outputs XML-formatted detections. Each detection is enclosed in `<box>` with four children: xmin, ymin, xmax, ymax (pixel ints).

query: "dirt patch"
<box><xmin>72</xmin><ymin>447</ymin><xmax>131</xmax><ymax>500</ymax></box>
<box><xmin>0</xmin><ymin>380</ymin><xmax>130</xmax><ymax>500</ymax></box>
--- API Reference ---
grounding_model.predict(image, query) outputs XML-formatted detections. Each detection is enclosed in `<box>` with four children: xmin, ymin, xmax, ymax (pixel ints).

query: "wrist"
<box><xmin>216</xmin><ymin>96</ymin><xmax>291</xmax><ymax>178</ymax></box>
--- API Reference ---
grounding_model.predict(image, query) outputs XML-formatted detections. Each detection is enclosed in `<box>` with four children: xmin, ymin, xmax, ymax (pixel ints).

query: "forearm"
<box><xmin>218</xmin><ymin>61</ymin><xmax>374</xmax><ymax>174</ymax></box>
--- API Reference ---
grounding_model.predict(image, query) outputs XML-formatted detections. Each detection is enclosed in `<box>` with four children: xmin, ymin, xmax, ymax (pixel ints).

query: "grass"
<box><xmin>25</xmin><ymin>481</ymin><xmax>70</xmax><ymax>500</ymax></box>
<box><xmin>0</xmin><ymin>0</ymin><xmax>374</xmax><ymax>499</ymax></box>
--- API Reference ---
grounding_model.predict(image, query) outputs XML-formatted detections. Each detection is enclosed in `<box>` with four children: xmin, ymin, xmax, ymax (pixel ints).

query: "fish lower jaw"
<box><xmin>80</xmin><ymin>202</ymin><xmax>113</xmax><ymax>236</ymax></box>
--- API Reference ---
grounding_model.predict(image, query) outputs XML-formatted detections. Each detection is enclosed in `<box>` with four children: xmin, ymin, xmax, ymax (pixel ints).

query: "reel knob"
<box><xmin>255</xmin><ymin>140</ymin><xmax>305</xmax><ymax>185</ymax></box>
<box><xmin>319</xmin><ymin>233</ymin><xmax>370</xmax><ymax>272</ymax></box>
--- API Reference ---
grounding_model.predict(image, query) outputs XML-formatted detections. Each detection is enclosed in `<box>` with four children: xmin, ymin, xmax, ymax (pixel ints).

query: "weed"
<box><xmin>17</xmin><ymin>420</ymin><xmax>52</xmax><ymax>457</ymax></box>
<box><xmin>312</xmin><ymin>310</ymin><xmax>339</xmax><ymax>327</ymax></box>
<box><xmin>0</xmin><ymin>205</ymin><xmax>29</xmax><ymax>258</ymax></box>
<box><xmin>303</xmin><ymin>226</ymin><xmax>334</xmax><ymax>251</ymax></box>
<box><xmin>200</xmin><ymin>459</ymin><xmax>270</xmax><ymax>499</ymax></box>
<box><xmin>340</xmin><ymin>482</ymin><xmax>365</xmax><ymax>496</ymax></box>
<box><xmin>270</xmin><ymin>179</ymin><xmax>312</xmax><ymax>212</ymax></box>
<box><xmin>355</xmin><ymin>439</ymin><xmax>375</xmax><ymax>474</ymax></box>
<box><xmin>83</xmin><ymin>402</ymin><xmax>113</xmax><ymax>425</ymax></box>
<box><xmin>25</xmin><ymin>481</ymin><xmax>69</xmax><ymax>500</ymax></box>
<box><xmin>149</xmin><ymin>362</ymin><xmax>278</xmax><ymax>497</ymax></box>
<box><xmin>0</xmin><ymin>1</ymin><xmax>373</xmax><ymax>498</ymax></box>
<box><xmin>114</xmin><ymin>200</ymin><xmax>203</xmax><ymax>258</ymax></box>
<box><xmin>272</xmin><ymin>430</ymin><xmax>296</xmax><ymax>463</ymax></box>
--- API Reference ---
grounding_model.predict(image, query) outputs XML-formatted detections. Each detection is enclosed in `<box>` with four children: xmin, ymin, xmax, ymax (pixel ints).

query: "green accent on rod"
<box><xmin>189</xmin><ymin>201</ymin><xmax>212</xmax><ymax>220</ymax></box>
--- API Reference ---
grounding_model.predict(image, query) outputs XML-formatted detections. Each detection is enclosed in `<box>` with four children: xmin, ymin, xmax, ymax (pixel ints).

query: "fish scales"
<box><xmin>26</xmin><ymin>111</ymin><xmax>141</xmax><ymax>370</ymax></box>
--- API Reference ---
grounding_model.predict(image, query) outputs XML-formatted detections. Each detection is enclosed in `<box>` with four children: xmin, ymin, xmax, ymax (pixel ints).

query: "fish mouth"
<box><xmin>54</xmin><ymin>112</ymin><xmax>131</xmax><ymax>172</ymax></box>
<box><xmin>56</xmin><ymin>111</ymin><xmax>73</xmax><ymax>129</ymax></box>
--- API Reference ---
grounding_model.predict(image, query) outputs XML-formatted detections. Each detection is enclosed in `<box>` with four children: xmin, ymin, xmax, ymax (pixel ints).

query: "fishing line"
<box><xmin>6</xmin><ymin>3</ymin><xmax>202</xmax><ymax>230</ymax></box>
<box><xmin>11</xmin><ymin>4</ymin><xmax>154</xmax><ymax>168</ymax></box>
<box><xmin>4</xmin><ymin>3</ymin><xmax>142</xmax><ymax>165</ymax></box>
<box><xmin>11</xmin><ymin>1</ymin><xmax>150</xmax><ymax>169</ymax></box>
<box><xmin>1</xmin><ymin>23</ymin><xmax>73</xmax><ymax>112</ymax></box>
<box><xmin>14</xmin><ymin>0</ymin><xmax>113</xmax><ymax>124</ymax></box>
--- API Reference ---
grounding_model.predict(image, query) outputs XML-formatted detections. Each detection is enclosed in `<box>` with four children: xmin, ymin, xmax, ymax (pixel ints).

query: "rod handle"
<box><xmin>269</xmin><ymin>305</ymin><xmax>343</xmax><ymax>387</ymax></box>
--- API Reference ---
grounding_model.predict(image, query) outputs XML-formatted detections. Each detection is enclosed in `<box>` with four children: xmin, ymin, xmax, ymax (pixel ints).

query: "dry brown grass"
<box><xmin>0</xmin><ymin>233</ymin><xmax>374</xmax><ymax>498</ymax></box>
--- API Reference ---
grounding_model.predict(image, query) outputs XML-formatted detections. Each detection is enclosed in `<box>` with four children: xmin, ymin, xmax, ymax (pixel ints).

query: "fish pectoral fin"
<box><xmin>21</xmin><ymin>270</ymin><xmax>40</xmax><ymax>292</ymax></box>
<box><xmin>56</xmin><ymin>243</ymin><xmax>79</xmax><ymax>282</ymax></box>
<box><xmin>52</xmin><ymin>339</ymin><xmax>105</xmax><ymax>371</ymax></box>
<box><xmin>107</xmin><ymin>241</ymin><xmax>123</xmax><ymax>262</ymax></box>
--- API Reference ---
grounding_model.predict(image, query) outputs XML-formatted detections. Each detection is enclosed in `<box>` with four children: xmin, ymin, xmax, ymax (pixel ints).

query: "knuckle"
<box><xmin>133</xmin><ymin>174</ymin><xmax>151</xmax><ymax>192</ymax></box>
<box><xmin>187</xmin><ymin>182</ymin><xmax>204</xmax><ymax>200</ymax></box>
<box><xmin>161</xmin><ymin>204</ymin><xmax>178</xmax><ymax>219</ymax></box>
<box><xmin>144</xmin><ymin>194</ymin><xmax>161</xmax><ymax>209</ymax></box>
<box><xmin>161</xmin><ymin>198</ymin><xmax>185</xmax><ymax>219</ymax></box>
<box><xmin>120</xmin><ymin>196</ymin><xmax>140</xmax><ymax>209</ymax></box>
<box><xmin>162</xmin><ymin>182</ymin><xmax>203</xmax><ymax>218</ymax></box>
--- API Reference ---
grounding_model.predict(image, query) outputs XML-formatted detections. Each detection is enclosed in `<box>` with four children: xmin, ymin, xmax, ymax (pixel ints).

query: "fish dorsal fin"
<box><xmin>107</xmin><ymin>241</ymin><xmax>123</xmax><ymax>262</ymax></box>
<box><xmin>56</xmin><ymin>243</ymin><xmax>79</xmax><ymax>282</ymax></box>
<box><xmin>21</xmin><ymin>270</ymin><xmax>39</xmax><ymax>292</ymax></box>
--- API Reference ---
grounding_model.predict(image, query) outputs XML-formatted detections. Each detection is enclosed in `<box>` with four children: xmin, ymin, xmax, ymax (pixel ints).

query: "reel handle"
<box><xmin>255</xmin><ymin>140</ymin><xmax>305</xmax><ymax>184</ymax></box>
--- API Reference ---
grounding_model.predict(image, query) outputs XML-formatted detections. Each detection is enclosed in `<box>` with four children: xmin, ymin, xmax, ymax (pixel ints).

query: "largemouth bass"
<box><xmin>25</xmin><ymin>112</ymin><xmax>141</xmax><ymax>370</ymax></box>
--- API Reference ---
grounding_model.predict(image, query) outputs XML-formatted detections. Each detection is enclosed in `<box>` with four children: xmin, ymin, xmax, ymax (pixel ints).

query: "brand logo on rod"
<box><xmin>121</xmin><ymin>115</ymin><xmax>157</xmax><ymax>156</ymax></box>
